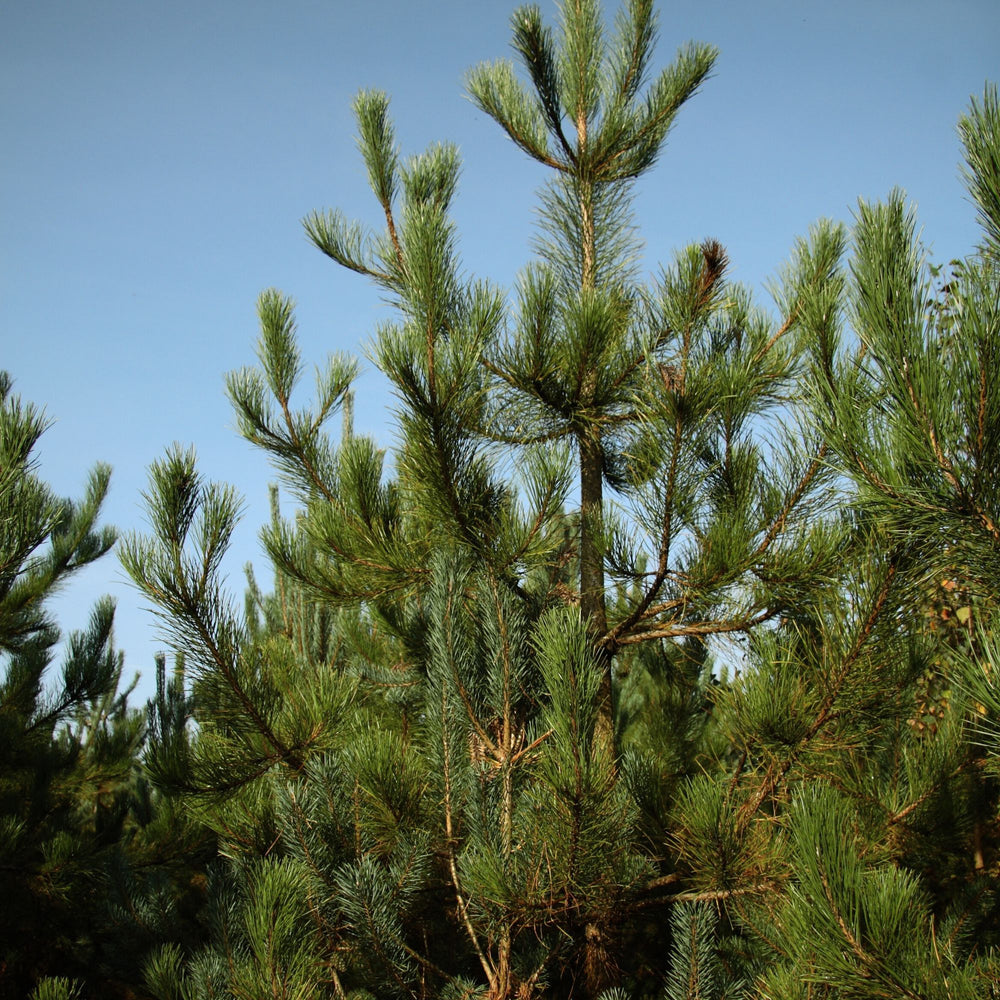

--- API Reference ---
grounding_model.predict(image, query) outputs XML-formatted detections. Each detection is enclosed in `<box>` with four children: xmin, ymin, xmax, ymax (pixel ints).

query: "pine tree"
<box><xmin>662</xmin><ymin>83</ymin><xmax>1000</xmax><ymax>999</ymax></box>
<box><xmin>121</xmin><ymin>5</ymin><xmax>1000</xmax><ymax>999</ymax></box>
<box><xmin>0</xmin><ymin>372</ymin><xmax>148</xmax><ymax>998</ymax></box>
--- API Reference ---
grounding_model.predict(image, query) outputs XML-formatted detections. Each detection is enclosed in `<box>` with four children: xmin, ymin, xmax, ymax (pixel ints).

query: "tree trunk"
<box><xmin>579</xmin><ymin>427</ymin><xmax>613</xmax><ymax>753</ymax></box>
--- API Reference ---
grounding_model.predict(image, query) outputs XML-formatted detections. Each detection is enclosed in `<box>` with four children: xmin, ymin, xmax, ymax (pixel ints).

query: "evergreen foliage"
<box><xmin>113</xmin><ymin>6</ymin><xmax>1000</xmax><ymax>1000</ymax></box>
<box><xmin>0</xmin><ymin>374</ymin><xmax>141</xmax><ymax>996</ymax></box>
<box><xmin>0</xmin><ymin>377</ymin><xmax>214</xmax><ymax>998</ymax></box>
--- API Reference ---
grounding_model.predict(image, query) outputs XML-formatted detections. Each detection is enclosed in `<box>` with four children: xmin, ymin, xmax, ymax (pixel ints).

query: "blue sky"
<box><xmin>2</xmin><ymin>0</ymin><xmax>998</xmax><ymax>701</ymax></box>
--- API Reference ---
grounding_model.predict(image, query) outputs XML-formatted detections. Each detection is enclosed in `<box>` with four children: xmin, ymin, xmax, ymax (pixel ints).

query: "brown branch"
<box><xmin>502</xmin><ymin>475</ymin><xmax>563</xmax><ymax>571</ymax></box>
<box><xmin>818</xmin><ymin>865</ymin><xmax>870</xmax><ymax>966</ymax></box>
<box><xmin>477</xmin><ymin>421</ymin><xmax>571</xmax><ymax>446</ymax></box>
<box><xmin>662</xmin><ymin>880</ymin><xmax>783</xmax><ymax>904</ymax></box>
<box><xmin>841</xmin><ymin>559</ymin><xmax>896</xmax><ymax>669</ymax></box>
<box><xmin>608</xmin><ymin>609</ymin><xmax>776</xmax><ymax>649</ymax></box>
<box><xmin>643</xmin><ymin>872</ymin><xmax>682</xmax><ymax>891</ymax></box>
<box><xmin>381</xmin><ymin>200</ymin><xmax>405</xmax><ymax>275</ymax></box>
<box><xmin>754</xmin><ymin>443</ymin><xmax>828</xmax><ymax>557</ymax></box>
<box><xmin>142</xmin><ymin>577</ymin><xmax>305</xmax><ymax>774</ymax></box>
<box><xmin>753</xmin><ymin>306</ymin><xmax>797</xmax><ymax>363</ymax></box>
<box><xmin>614</xmin><ymin>10</ymin><xmax>646</xmax><ymax>102</ymax></box>
<box><xmin>903</xmin><ymin>358</ymin><xmax>964</xmax><ymax>495</ymax></box>
<box><xmin>729</xmin><ymin>748</ymin><xmax>749</xmax><ymax>795</ymax></box>
<box><xmin>642</xmin><ymin>597</ymin><xmax>686</xmax><ymax>618</ymax></box>
<box><xmin>441</xmin><ymin>579</ymin><xmax>499</xmax><ymax>758</ymax></box>
<box><xmin>888</xmin><ymin>759</ymin><xmax>972</xmax><ymax>827</ymax></box>
<box><xmin>439</xmin><ymin>680</ymin><xmax>496</xmax><ymax>991</ymax></box>
<box><xmin>276</xmin><ymin>390</ymin><xmax>336</xmax><ymax>504</ymax></box>
<box><xmin>493</xmin><ymin>117</ymin><xmax>568</xmax><ymax>171</ymax></box>
<box><xmin>510</xmin><ymin>727</ymin><xmax>554</xmax><ymax>766</ymax></box>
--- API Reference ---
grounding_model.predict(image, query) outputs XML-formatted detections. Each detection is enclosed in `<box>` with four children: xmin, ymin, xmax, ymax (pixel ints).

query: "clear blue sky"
<box><xmin>2</xmin><ymin>0</ymin><xmax>998</xmax><ymax>702</ymax></box>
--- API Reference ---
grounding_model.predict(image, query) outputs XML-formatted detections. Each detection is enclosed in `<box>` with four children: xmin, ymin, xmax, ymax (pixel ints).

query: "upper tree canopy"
<box><xmin>237</xmin><ymin>0</ymin><xmax>850</xmax><ymax>755</ymax></box>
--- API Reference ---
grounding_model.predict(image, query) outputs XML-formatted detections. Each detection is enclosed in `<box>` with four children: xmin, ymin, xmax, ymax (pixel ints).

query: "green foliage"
<box><xmin>114</xmin><ymin>7</ymin><xmax>1000</xmax><ymax>1000</ymax></box>
<box><xmin>28</xmin><ymin>980</ymin><xmax>83</xmax><ymax>1000</ymax></box>
<box><xmin>812</xmin><ymin>90</ymin><xmax>1000</xmax><ymax>602</ymax></box>
<box><xmin>0</xmin><ymin>374</ymin><xmax>153</xmax><ymax>997</ymax></box>
<box><xmin>751</xmin><ymin>785</ymin><xmax>987</xmax><ymax>1000</ymax></box>
<box><xmin>960</xmin><ymin>84</ymin><xmax>1000</xmax><ymax>255</ymax></box>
